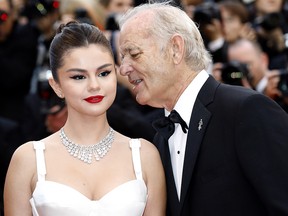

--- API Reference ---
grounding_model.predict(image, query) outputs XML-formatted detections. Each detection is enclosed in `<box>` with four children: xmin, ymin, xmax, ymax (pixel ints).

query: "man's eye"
<box><xmin>131</xmin><ymin>53</ymin><xmax>140</xmax><ymax>58</ymax></box>
<box><xmin>99</xmin><ymin>70</ymin><xmax>111</xmax><ymax>77</ymax></box>
<box><xmin>71</xmin><ymin>75</ymin><xmax>85</xmax><ymax>80</ymax></box>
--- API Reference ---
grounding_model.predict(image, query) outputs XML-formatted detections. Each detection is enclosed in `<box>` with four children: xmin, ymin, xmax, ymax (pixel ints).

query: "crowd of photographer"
<box><xmin>188</xmin><ymin>0</ymin><xmax>288</xmax><ymax>112</ymax></box>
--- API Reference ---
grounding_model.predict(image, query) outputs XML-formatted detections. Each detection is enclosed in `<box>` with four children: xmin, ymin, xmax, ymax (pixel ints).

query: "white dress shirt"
<box><xmin>165</xmin><ymin>70</ymin><xmax>209</xmax><ymax>200</ymax></box>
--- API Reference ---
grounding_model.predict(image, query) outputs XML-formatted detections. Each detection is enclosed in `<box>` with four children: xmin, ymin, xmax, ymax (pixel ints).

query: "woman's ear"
<box><xmin>171</xmin><ymin>34</ymin><xmax>185</xmax><ymax>65</ymax></box>
<box><xmin>49</xmin><ymin>78</ymin><xmax>64</xmax><ymax>98</ymax></box>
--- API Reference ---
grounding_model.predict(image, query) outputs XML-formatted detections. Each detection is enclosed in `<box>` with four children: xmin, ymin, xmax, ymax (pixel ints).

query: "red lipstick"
<box><xmin>84</xmin><ymin>95</ymin><xmax>104</xmax><ymax>103</ymax></box>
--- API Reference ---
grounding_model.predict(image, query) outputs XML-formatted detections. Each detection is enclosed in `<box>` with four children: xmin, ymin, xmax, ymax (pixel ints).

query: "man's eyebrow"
<box><xmin>121</xmin><ymin>46</ymin><xmax>141</xmax><ymax>53</ymax></box>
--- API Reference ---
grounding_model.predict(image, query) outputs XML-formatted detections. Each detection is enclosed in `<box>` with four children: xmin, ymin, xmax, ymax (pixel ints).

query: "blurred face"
<box><xmin>119</xmin><ymin>13</ymin><xmax>175</xmax><ymax>107</ymax></box>
<box><xmin>181</xmin><ymin>0</ymin><xmax>203</xmax><ymax>18</ymax></box>
<box><xmin>0</xmin><ymin>0</ymin><xmax>14</xmax><ymax>42</ymax></box>
<box><xmin>51</xmin><ymin>44</ymin><xmax>117</xmax><ymax>117</ymax></box>
<box><xmin>221</xmin><ymin>7</ymin><xmax>243</xmax><ymax>42</ymax></box>
<box><xmin>107</xmin><ymin>0</ymin><xmax>133</xmax><ymax>14</ymax></box>
<box><xmin>35</xmin><ymin>11</ymin><xmax>59</xmax><ymax>35</ymax></box>
<box><xmin>255</xmin><ymin>0</ymin><xmax>282</xmax><ymax>14</ymax></box>
<box><xmin>228</xmin><ymin>41</ymin><xmax>268</xmax><ymax>87</ymax></box>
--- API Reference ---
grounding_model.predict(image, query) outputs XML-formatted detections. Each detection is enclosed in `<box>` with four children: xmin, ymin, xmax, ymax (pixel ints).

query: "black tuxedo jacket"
<box><xmin>154</xmin><ymin>76</ymin><xmax>288</xmax><ymax>216</ymax></box>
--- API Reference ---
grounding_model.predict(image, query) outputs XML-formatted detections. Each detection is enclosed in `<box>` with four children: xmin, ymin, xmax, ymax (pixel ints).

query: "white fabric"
<box><xmin>30</xmin><ymin>139</ymin><xmax>147</xmax><ymax>216</ymax></box>
<box><xmin>166</xmin><ymin>70</ymin><xmax>209</xmax><ymax>200</ymax></box>
<box><xmin>207</xmin><ymin>38</ymin><xmax>224</xmax><ymax>52</ymax></box>
<box><xmin>255</xmin><ymin>75</ymin><xmax>268</xmax><ymax>93</ymax></box>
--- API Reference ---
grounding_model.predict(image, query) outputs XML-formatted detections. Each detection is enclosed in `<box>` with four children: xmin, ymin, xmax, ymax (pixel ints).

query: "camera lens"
<box><xmin>221</xmin><ymin>61</ymin><xmax>249</xmax><ymax>86</ymax></box>
<box><xmin>278</xmin><ymin>71</ymin><xmax>288</xmax><ymax>97</ymax></box>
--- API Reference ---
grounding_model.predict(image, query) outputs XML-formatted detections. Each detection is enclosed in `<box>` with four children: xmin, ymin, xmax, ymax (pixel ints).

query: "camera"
<box><xmin>193</xmin><ymin>2</ymin><xmax>222</xmax><ymax>27</ymax></box>
<box><xmin>105</xmin><ymin>13</ymin><xmax>120</xmax><ymax>31</ymax></box>
<box><xmin>37</xmin><ymin>69</ymin><xmax>65</xmax><ymax>115</ymax></box>
<box><xmin>74</xmin><ymin>8</ymin><xmax>93</xmax><ymax>25</ymax></box>
<box><xmin>21</xmin><ymin>0</ymin><xmax>60</xmax><ymax>20</ymax></box>
<box><xmin>253</xmin><ymin>12</ymin><xmax>284</xmax><ymax>31</ymax></box>
<box><xmin>221</xmin><ymin>61</ymin><xmax>251</xmax><ymax>86</ymax></box>
<box><xmin>278</xmin><ymin>69</ymin><xmax>288</xmax><ymax>97</ymax></box>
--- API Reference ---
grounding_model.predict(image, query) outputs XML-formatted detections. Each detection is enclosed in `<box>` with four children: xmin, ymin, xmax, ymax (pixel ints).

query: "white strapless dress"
<box><xmin>30</xmin><ymin>139</ymin><xmax>147</xmax><ymax>216</ymax></box>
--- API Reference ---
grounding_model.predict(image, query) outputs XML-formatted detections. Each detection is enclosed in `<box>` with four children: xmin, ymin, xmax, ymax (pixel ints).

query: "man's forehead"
<box><xmin>122</xmin><ymin>9</ymin><xmax>154</xmax><ymax>29</ymax></box>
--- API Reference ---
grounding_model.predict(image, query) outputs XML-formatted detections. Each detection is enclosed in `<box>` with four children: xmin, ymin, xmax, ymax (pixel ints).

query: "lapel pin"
<box><xmin>198</xmin><ymin>119</ymin><xmax>203</xmax><ymax>131</ymax></box>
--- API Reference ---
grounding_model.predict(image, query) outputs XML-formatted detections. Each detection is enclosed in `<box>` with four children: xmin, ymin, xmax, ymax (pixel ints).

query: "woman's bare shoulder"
<box><xmin>12</xmin><ymin>141</ymin><xmax>35</xmax><ymax>159</ymax></box>
<box><xmin>138</xmin><ymin>138</ymin><xmax>159</xmax><ymax>156</ymax></box>
<box><xmin>8</xmin><ymin>141</ymin><xmax>37</xmax><ymax>175</ymax></box>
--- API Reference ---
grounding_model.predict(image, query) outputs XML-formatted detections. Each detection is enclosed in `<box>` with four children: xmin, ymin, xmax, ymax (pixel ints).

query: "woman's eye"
<box><xmin>71</xmin><ymin>75</ymin><xmax>85</xmax><ymax>80</ymax></box>
<box><xmin>99</xmin><ymin>70</ymin><xmax>111</xmax><ymax>77</ymax></box>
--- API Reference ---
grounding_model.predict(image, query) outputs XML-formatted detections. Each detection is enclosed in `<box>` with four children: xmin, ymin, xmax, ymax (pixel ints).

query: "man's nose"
<box><xmin>119</xmin><ymin>61</ymin><xmax>133</xmax><ymax>76</ymax></box>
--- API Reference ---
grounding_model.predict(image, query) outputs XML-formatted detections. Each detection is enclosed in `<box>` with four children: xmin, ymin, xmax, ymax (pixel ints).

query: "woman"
<box><xmin>219</xmin><ymin>0</ymin><xmax>256</xmax><ymax>43</ymax></box>
<box><xmin>4</xmin><ymin>21</ymin><xmax>166</xmax><ymax>216</ymax></box>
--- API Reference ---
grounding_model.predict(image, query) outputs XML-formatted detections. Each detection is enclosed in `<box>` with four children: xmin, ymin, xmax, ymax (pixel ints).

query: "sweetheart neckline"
<box><xmin>33</xmin><ymin>179</ymin><xmax>147</xmax><ymax>202</ymax></box>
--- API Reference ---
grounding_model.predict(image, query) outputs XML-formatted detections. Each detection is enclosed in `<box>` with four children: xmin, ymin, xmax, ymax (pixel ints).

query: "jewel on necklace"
<box><xmin>60</xmin><ymin>127</ymin><xmax>114</xmax><ymax>164</ymax></box>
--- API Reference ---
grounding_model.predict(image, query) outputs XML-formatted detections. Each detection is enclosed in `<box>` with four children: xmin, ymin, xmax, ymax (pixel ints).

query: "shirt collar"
<box><xmin>165</xmin><ymin>70</ymin><xmax>209</xmax><ymax>125</ymax></box>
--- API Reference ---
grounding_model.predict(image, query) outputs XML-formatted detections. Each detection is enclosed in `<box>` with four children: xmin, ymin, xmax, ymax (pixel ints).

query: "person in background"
<box><xmin>192</xmin><ymin>0</ymin><xmax>227</xmax><ymax>63</ymax></box>
<box><xmin>60</xmin><ymin>0</ymin><xmax>106</xmax><ymax>30</ymax></box>
<box><xmin>192</xmin><ymin>0</ymin><xmax>255</xmax><ymax>64</ymax></box>
<box><xmin>0</xmin><ymin>0</ymin><xmax>38</xmax><ymax>123</ymax></box>
<box><xmin>179</xmin><ymin>0</ymin><xmax>202</xmax><ymax>19</ymax></box>
<box><xmin>218</xmin><ymin>0</ymin><xmax>256</xmax><ymax>43</ymax></box>
<box><xmin>20</xmin><ymin>0</ymin><xmax>67</xmax><ymax>141</ymax></box>
<box><xmin>118</xmin><ymin>2</ymin><xmax>288</xmax><ymax>215</ymax></box>
<box><xmin>227</xmin><ymin>38</ymin><xmax>288</xmax><ymax>112</ymax></box>
<box><xmin>4</xmin><ymin>21</ymin><xmax>166</xmax><ymax>216</ymax></box>
<box><xmin>247</xmin><ymin>0</ymin><xmax>288</xmax><ymax>70</ymax></box>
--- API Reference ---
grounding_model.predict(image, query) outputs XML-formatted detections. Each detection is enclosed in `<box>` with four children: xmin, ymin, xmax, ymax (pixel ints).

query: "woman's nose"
<box><xmin>88</xmin><ymin>77</ymin><xmax>100</xmax><ymax>91</ymax></box>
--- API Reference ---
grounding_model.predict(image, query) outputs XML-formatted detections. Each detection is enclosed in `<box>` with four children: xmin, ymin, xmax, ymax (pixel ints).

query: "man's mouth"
<box><xmin>131</xmin><ymin>79</ymin><xmax>143</xmax><ymax>85</ymax></box>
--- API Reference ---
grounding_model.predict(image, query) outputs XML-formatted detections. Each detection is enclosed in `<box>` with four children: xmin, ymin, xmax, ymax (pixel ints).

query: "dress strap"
<box><xmin>129</xmin><ymin>139</ymin><xmax>143</xmax><ymax>180</ymax></box>
<box><xmin>33</xmin><ymin>141</ymin><xmax>46</xmax><ymax>182</ymax></box>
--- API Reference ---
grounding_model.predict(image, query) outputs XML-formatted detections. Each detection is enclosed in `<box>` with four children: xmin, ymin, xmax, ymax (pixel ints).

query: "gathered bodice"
<box><xmin>30</xmin><ymin>139</ymin><xmax>147</xmax><ymax>216</ymax></box>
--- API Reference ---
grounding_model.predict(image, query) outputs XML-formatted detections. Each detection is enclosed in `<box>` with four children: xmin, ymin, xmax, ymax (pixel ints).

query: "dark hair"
<box><xmin>99</xmin><ymin>0</ymin><xmax>111</xmax><ymax>9</ymax></box>
<box><xmin>219</xmin><ymin>0</ymin><xmax>249</xmax><ymax>23</ymax></box>
<box><xmin>49</xmin><ymin>21</ymin><xmax>114</xmax><ymax>81</ymax></box>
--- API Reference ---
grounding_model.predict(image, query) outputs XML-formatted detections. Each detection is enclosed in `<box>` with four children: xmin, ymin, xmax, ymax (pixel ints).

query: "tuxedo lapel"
<box><xmin>179</xmin><ymin>76</ymin><xmax>218</xmax><ymax>207</ymax></box>
<box><xmin>154</xmin><ymin>76</ymin><xmax>220</xmax><ymax>215</ymax></box>
<box><xmin>180</xmin><ymin>99</ymin><xmax>211</xmax><ymax>204</ymax></box>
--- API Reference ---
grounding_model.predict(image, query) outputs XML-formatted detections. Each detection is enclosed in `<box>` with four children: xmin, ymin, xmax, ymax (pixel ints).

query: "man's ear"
<box><xmin>49</xmin><ymin>78</ymin><xmax>64</xmax><ymax>98</ymax></box>
<box><xmin>170</xmin><ymin>34</ymin><xmax>185</xmax><ymax>65</ymax></box>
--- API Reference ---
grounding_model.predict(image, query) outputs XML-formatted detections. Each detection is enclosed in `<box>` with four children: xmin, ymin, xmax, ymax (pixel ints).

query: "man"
<box><xmin>227</xmin><ymin>38</ymin><xmax>288</xmax><ymax>112</ymax></box>
<box><xmin>118</xmin><ymin>2</ymin><xmax>288</xmax><ymax>216</ymax></box>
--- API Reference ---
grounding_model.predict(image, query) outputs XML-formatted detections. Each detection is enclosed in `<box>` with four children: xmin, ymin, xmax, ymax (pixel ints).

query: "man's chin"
<box><xmin>135</xmin><ymin>95</ymin><xmax>149</xmax><ymax>106</ymax></box>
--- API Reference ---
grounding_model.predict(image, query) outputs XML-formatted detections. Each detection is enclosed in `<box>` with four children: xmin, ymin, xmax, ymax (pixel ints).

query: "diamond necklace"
<box><xmin>60</xmin><ymin>127</ymin><xmax>114</xmax><ymax>164</ymax></box>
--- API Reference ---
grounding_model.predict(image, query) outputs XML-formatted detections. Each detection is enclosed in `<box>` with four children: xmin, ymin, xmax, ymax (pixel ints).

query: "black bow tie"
<box><xmin>152</xmin><ymin>110</ymin><xmax>188</xmax><ymax>140</ymax></box>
